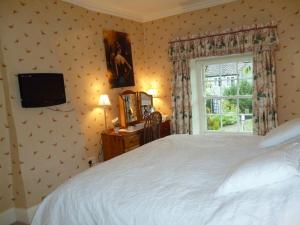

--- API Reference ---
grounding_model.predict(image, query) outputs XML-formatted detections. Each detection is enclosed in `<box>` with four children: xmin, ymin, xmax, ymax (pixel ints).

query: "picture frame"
<box><xmin>103</xmin><ymin>30</ymin><xmax>135</xmax><ymax>88</ymax></box>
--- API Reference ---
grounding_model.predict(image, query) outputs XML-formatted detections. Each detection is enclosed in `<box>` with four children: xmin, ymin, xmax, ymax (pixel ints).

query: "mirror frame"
<box><xmin>138</xmin><ymin>91</ymin><xmax>153</xmax><ymax>121</ymax></box>
<box><xmin>119</xmin><ymin>90</ymin><xmax>139</xmax><ymax>127</ymax></box>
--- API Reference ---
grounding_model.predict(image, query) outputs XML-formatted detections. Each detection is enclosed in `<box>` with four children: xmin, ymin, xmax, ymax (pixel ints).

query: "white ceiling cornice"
<box><xmin>63</xmin><ymin>0</ymin><xmax>144</xmax><ymax>22</ymax></box>
<box><xmin>143</xmin><ymin>0</ymin><xmax>237</xmax><ymax>22</ymax></box>
<box><xmin>62</xmin><ymin>0</ymin><xmax>238</xmax><ymax>23</ymax></box>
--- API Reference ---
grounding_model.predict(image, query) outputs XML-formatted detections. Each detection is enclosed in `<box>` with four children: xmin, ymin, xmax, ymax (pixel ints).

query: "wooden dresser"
<box><xmin>101</xmin><ymin>120</ymin><xmax>171</xmax><ymax>161</ymax></box>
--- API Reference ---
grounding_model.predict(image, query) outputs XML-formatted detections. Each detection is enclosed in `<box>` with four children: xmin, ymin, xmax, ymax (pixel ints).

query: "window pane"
<box><xmin>221</xmin><ymin>115</ymin><xmax>238</xmax><ymax>132</ymax></box>
<box><xmin>221</xmin><ymin>62</ymin><xmax>237</xmax><ymax>75</ymax></box>
<box><xmin>207</xmin><ymin>115</ymin><xmax>221</xmax><ymax>131</ymax></box>
<box><xmin>238</xmin><ymin>79</ymin><xmax>253</xmax><ymax>95</ymax></box>
<box><xmin>204</xmin><ymin>80</ymin><xmax>220</xmax><ymax>96</ymax></box>
<box><xmin>199</xmin><ymin>56</ymin><xmax>253</xmax><ymax>134</ymax></box>
<box><xmin>239</xmin><ymin>98</ymin><xmax>252</xmax><ymax>114</ymax></box>
<box><xmin>206</xmin><ymin>99</ymin><xmax>221</xmax><ymax>114</ymax></box>
<box><xmin>221</xmin><ymin>99</ymin><xmax>237</xmax><ymax>114</ymax></box>
<box><xmin>221</xmin><ymin>78</ymin><xmax>237</xmax><ymax>96</ymax></box>
<box><xmin>238</xmin><ymin>62</ymin><xmax>253</xmax><ymax>79</ymax></box>
<box><xmin>240</xmin><ymin>115</ymin><xmax>253</xmax><ymax>132</ymax></box>
<box><xmin>204</xmin><ymin>64</ymin><xmax>219</xmax><ymax>77</ymax></box>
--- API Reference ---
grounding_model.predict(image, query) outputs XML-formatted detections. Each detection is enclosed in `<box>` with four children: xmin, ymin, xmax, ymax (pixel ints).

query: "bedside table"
<box><xmin>101</xmin><ymin>120</ymin><xmax>171</xmax><ymax>161</ymax></box>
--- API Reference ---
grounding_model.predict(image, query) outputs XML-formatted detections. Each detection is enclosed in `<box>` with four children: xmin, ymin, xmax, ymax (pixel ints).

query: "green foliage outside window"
<box><xmin>207</xmin><ymin>116</ymin><xmax>220</xmax><ymax>130</ymax></box>
<box><xmin>223</xmin><ymin>80</ymin><xmax>252</xmax><ymax>113</ymax></box>
<box><xmin>207</xmin><ymin>115</ymin><xmax>238</xmax><ymax>130</ymax></box>
<box><xmin>206</xmin><ymin>80</ymin><xmax>253</xmax><ymax>131</ymax></box>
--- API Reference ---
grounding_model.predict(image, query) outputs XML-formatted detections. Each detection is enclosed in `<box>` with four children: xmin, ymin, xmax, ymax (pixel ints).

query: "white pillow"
<box><xmin>216</xmin><ymin>143</ymin><xmax>300</xmax><ymax>196</ymax></box>
<box><xmin>260</xmin><ymin>118</ymin><xmax>300</xmax><ymax>147</ymax></box>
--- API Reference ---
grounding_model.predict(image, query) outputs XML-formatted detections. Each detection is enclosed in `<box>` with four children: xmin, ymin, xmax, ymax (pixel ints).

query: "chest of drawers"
<box><xmin>101</xmin><ymin>120</ymin><xmax>171</xmax><ymax>161</ymax></box>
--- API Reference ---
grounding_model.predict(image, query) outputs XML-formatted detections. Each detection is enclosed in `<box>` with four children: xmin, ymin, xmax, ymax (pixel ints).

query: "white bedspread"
<box><xmin>32</xmin><ymin>134</ymin><xmax>300</xmax><ymax>225</ymax></box>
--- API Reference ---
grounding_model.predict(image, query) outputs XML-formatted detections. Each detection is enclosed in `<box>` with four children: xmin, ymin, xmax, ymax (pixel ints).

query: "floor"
<box><xmin>10</xmin><ymin>222</ymin><xmax>28</xmax><ymax>225</ymax></box>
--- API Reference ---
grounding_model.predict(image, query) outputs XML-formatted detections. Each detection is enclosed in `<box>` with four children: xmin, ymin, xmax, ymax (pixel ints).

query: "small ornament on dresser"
<box><xmin>112</xmin><ymin>117</ymin><xmax>120</xmax><ymax>133</ymax></box>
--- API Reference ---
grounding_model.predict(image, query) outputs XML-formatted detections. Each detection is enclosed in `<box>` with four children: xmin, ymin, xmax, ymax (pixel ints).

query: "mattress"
<box><xmin>31</xmin><ymin>134</ymin><xmax>300</xmax><ymax>225</ymax></box>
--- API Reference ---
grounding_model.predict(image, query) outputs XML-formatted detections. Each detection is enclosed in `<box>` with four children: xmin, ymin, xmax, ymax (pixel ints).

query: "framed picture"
<box><xmin>103</xmin><ymin>30</ymin><xmax>135</xmax><ymax>88</ymax></box>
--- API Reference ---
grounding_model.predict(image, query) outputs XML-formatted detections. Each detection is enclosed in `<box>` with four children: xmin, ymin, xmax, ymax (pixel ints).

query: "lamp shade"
<box><xmin>98</xmin><ymin>94</ymin><xmax>111</xmax><ymax>106</ymax></box>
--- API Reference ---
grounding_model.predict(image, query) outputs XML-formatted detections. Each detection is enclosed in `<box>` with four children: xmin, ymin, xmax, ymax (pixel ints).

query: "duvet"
<box><xmin>32</xmin><ymin>134</ymin><xmax>300</xmax><ymax>225</ymax></box>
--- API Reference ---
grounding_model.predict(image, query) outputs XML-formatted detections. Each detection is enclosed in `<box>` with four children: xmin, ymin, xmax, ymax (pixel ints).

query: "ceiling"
<box><xmin>62</xmin><ymin>0</ymin><xmax>238</xmax><ymax>22</ymax></box>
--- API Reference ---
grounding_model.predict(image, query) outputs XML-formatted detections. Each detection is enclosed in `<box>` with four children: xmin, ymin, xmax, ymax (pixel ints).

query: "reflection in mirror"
<box><xmin>139</xmin><ymin>92</ymin><xmax>153</xmax><ymax>120</ymax></box>
<box><xmin>119</xmin><ymin>90</ymin><xmax>139</xmax><ymax>127</ymax></box>
<box><xmin>123</xmin><ymin>94</ymin><xmax>138</xmax><ymax>123</ymax></box>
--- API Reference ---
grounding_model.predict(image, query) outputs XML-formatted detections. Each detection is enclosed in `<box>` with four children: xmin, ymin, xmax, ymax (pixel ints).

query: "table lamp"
<box><xmin>98</xmin><ymin>94</ymin><xmax>111</xmax><ymax>130</ymax></box>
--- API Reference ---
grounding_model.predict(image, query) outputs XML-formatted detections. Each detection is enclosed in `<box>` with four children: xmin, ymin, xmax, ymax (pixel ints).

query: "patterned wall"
<box><xmin>0</xmin><ymin>0</ymin><xmax>299</xmax><ymax>213</ymax></box>
<box><xmin>143</xmin><ymin>0</ymin><xmax>300</xmax><ymax>124</ymax></box>
<box><xmin>0</xmin><ymin>0</ymin><xmax>147</xmax><ymax>211</ymax></box>
<box><xmin>0</xmin><ymin>51</ymin><xmax>14</xmax><ymax>212</ymax></box>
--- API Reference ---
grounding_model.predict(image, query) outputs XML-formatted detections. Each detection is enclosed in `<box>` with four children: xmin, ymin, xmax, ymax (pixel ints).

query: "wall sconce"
<box><xmin>147</xmin><ymin>89</ymin><xmax>158</xmax><ymax>98</ymax></box>
<box><xmin>98</xmin><ymin>94</ymin><xmax>111</xmax><ymax>130</ymax></box>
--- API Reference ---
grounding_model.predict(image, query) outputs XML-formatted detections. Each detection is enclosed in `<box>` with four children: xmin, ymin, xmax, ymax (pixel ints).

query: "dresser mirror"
<box><xmin>138</xmin><ymin>92</ymin><xmax>153</xmax><ymax>120</ymax></box>
<box><xmin>119</xmin><ymin>90</ymin><xmax>154</xmax><ymax>127</ymax></box>
<box><xmin>119</xmin><ymin>90</ymin><xmax>139</xmax><ymax>127</ymax></box>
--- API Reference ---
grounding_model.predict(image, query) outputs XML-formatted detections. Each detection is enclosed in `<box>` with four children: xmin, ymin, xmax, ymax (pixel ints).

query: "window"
<box><xmin>190</xmin><ymin>55</ymin><xmax>253</xmax><ymax>134</ymax></box>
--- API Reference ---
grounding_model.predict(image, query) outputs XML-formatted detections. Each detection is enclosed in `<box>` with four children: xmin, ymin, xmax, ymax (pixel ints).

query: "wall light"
<box><xmin>147</xmin><ymin>89</ymin><xmax>157</xmax><ymax>97</ymax></box>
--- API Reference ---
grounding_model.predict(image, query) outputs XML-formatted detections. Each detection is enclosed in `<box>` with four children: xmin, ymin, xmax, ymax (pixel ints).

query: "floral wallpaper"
<box><xmin>0</xmin><ymin>0</ymin><xmax>147</xmax><ymax>211</ymax></box>
<box><xmin>0</xmin><ymin>0</ymin><xmax>299</xmax><ymax>214</ymax></box>
<box><xmin>0</xmin><ymin>52</ymin><xmax>14</xmax><ymax>212</ymax></box>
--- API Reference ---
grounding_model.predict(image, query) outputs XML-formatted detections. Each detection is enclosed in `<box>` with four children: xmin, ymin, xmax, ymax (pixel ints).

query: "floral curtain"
<box><xmin>171</xmin><ymin>59</ymin><xmax>192</xmax><ymax>134</ymax></box>
<box><xmin>253</xmin><ymin>50</ymin><xmax>278</xmax><ymax>134</ymax></box>
<box><xmin>169</xmin><ymin>23</ymin><xmax>279</xmax><ymax>135</ymax></box>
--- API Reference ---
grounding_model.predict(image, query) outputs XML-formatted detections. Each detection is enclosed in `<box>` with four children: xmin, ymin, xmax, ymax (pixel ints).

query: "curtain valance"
<box><xmin>169</xmin><ymin>23</ymin><xmax>279</xmax><ymax>62</ymax></box>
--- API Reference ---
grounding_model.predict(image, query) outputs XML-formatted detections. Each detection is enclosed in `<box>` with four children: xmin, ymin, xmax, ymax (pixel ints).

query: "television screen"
<box><xmin>18</xmin><ymin>73</ymin><xmax>66</xmax><ymax>108</ymax></box>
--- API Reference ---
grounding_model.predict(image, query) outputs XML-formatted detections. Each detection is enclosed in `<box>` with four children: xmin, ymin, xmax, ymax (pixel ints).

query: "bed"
<box><xmin>31</xmin><ymin>131</ymin><xmax>300</xmax><ymax>225</ymax></box>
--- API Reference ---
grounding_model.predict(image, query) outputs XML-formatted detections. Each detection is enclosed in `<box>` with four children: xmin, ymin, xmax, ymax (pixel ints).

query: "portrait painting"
<box><xmin>103</xmin><ymin>30</ymin><xmax>135</xmax><ymax>88</ymax></box>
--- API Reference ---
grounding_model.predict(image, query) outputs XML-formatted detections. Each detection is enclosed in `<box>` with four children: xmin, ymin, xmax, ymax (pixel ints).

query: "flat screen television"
<box><xmin>18</xmin><ymin>73</ymin><xmax>66</xmax><ymax>108</ymax></box>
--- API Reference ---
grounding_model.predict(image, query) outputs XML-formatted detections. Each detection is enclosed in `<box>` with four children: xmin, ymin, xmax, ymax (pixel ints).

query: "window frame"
<box><xmin>190</xmin><ymin>53</ymin><xmax>253</xmax><ymax>135</ymax></box>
